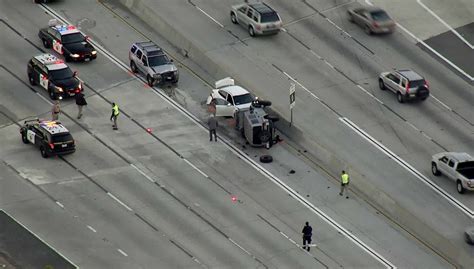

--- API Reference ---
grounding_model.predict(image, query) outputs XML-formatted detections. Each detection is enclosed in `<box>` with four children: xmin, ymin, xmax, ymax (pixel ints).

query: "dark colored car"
<box><xmin>20</xmin><ymin>119</ymin><xmax>75</xmax><ymax>158</ymax></box>
<box><xmin>27</xmin><ymin>54</ymin><xmax>83</xmax><ymax>100</ymax></box>
<box><xmin>38</xmin><ymin>21</ymin><xmax>97</xmax><ymax>62</ymax></box>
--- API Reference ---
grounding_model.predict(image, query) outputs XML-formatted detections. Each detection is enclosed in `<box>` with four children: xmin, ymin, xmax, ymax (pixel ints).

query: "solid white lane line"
<box><xmin>39</xmin><ymin>5</ymin><xmax>394</xmax><ymax>267</ymax></box>
<box><xmin>430</xmin><ymin>96</ymin><xmax>453</xmax><ymax>111</ymax></box>
<box><xmin>417</xmin><ymin>0</ymin><xmax>474</xmax><ymax>49</ymax></box>
<box><xmin>396</xmin><ymin>23</ymin><xmax>474</xmax><ymax>81</ymax></box>
<box><xmin>55</xmin><ymin>201</ymin><xmax>65</xmax><ymax>208</ymax></box>
<box><xmin>130</xmin><ymin>164</ymin><xmax>155</xmax><ymax>183</ymax></box>
<box><xmin>183</xmin><ymin>158</ymin><xmax>209</xmax><ymax>178</ymax></box>
<box><xmin>228</xmin><ymin>238</ymin><xmax>251</xmax><ymax>256</ymax></box>
<box><xmin>117</xmin><ymin>248</ymin><xmax>128</xmax><ymax>257</ymax></box>
<box><xmin>107</xmin><ymin>192</ymin><xmax>133</xmax><ymax>212</ymax></box>
<box><xmin>339</xmin><ymin>117</ymin><xmax>474</xmax><ymax>218</ymax></box>
<box><xmin>87</xmin><ymin>225</ymin><xmax>97</xmax><ymax>233</ymax></box>
<box><xmin>195</xmin><ymin>6</ymin><xmax>224</xmax><ymax>28</ymax></box>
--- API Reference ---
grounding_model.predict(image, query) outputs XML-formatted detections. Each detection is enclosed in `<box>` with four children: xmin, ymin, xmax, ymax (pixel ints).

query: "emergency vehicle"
<box><xmin>20</xmin><ymin>119</ymin><xmax>76</xmax><ymax>158</ymax></box>
<box><xmin>27</xmin><ymin>54</ymin><xmax>83</xmax><ymax>100</ymax></box>
<box><xmin>38</xmin><ymin>20</ymin><xmax>97</xmax><ymax>62</ymax></box>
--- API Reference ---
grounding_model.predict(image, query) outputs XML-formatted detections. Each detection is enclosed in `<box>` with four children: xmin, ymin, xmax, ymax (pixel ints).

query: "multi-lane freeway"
<box><xmin>0</xmin><ymin>0</ymin><xmax>473</xmax><ymax>268</ymax></box>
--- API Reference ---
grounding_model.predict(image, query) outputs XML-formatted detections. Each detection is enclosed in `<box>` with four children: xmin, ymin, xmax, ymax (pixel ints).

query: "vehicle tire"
<box><xmin>397</xmin><ymin>92</ymin><xmax>404</xmax><ymax>103</ymax></box>
<box><xmin>40</xmin><ymin>146</ymin><xmax>48</xmax><ymax>158</ymax></box>
<box><xmin>130</xmin><ymin>61</ymin><xmax>138</xmax><ymax>73</ymax></box>
<box><xmin>230</xmin><ymin>12</ymin><xmax>238</xmax><ymax>24</ymax></box>
<box><xmin>259</xmin><ymin>130</ymin><xmax>271</xmax><ymax>143</ymax></box>
<box><xmin>42</xmin><ymin>38</ymin><xmax>50</xmax><ymax>48</ymax></box>
<box><xmin>48</xmin><ymin>89</ymin><xmax>56</xmax><ymax>100</ymax></box>
<box><xmin>431</xmin><ymin>162</ymin><xmax>441</xmax><ymax>176</ymax></box>
<box><xmin>248</xmin><ymin>26</ymin><xmax>255</xmax><ymax>37</ymax></box>
<box><xmin>457</xmin><ymin>180</ymin><xmax>465</xmax><ymax>194</ymax></box>
<box><xmin>21</xmin><ymin>133</ymin><xmax>29</xmax><ymax>144</ymax></box>
<box><xmin>378</xmin><ymin>79</ymin><xmax>385</xmax><ymax>90</ymax></box>
<box><xmin>147</xmin><ymin>75</ymin><xmax>154</xmax><ymax>87</ymax></box>
<box><xmin>265</xmin><ymin>114</ymin><xmax>279</xmax><ymax>122</ymax></box>
<box><xmin>364</xmin><ymin>25</ymin><xmax>372</xmax><ymax>35</ymax></box>
<box><xmin>260</xmin><ymin>155</ymin><xmax>273</xmax><ymax>163</ymax></box>
<box><xmin>28</xmin><ymin>74</ymin><xmax>36</xmax><ymax>86</ymax></box>
<box><xmin>348</xmin><ymin>13</ymin><xmax>354</xmax><ymax>23</ymax></box>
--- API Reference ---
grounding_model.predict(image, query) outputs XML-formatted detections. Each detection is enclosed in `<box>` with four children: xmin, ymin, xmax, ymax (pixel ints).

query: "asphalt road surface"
<box><xmin>0</xmin><ymin>0</ymin><xmax>471</xmax><ymax>268</ymax></box>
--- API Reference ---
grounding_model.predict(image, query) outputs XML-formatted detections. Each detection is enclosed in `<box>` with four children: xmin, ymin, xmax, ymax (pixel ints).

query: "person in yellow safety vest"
<box><xmin>110</xmin><ymin>102</ymin><xmax>119</xmax><ymax>130</ymax></box>
<box><xmin>339</xmin><ymin>170</ymin><xmax>350</xmax><ymax>198</ymax></box>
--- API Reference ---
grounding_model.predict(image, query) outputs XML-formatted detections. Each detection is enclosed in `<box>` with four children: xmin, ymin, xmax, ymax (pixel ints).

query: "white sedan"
<box><xmin>206</xmin><ymin>77</ymin><xmax>254</xmax><ymax>117</ymax></box>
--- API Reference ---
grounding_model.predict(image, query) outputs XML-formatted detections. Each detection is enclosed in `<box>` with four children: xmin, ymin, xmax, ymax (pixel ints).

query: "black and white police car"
<box><xmin>38</xmin><ymin>20</ymin><xmax>97</xmax><ymax>62</ymax></box>
<box><xmin>27</xmin><ymin>54</ymin><xmax>83</xmax><ymax>100</ymax></box>
<box><xmin>20</xmin><ymin>119</ymin><xmax>75</xmax><ymax>158</ymax></box>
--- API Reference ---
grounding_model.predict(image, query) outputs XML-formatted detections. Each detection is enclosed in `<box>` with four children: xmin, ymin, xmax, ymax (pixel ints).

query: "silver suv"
<box><xmin>129</xmin><ymin>42</ymin><xmax>178</xmax><ymax>86</ymax></box>
<box><xmin>378</xmin><ymin>69</ymin><xmax>430</xmax><ymax>103</ymax></box>
<box><xmin>230</xmin><ymin>2</ymin><xmax>282</xmax><ymax>36</ymax></box>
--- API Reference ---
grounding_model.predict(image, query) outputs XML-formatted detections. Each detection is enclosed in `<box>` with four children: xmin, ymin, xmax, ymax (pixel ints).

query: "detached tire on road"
<box><xmin>260</xmin><ymin>155</ymin><xmax>273</xmax><ymax>163</ymax></box>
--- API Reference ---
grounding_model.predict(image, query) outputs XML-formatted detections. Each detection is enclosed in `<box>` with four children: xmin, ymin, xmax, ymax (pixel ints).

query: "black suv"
<box><xmin>20</xmin><ymin>119</ymin><xmax>75</xmax><ymax>158</ymax></box>
<box><xmin>38</xmin><ymin>21</ymin><xmax>97</xmax><ymax>62</ymax></box>
<box><xmin>27</xmin><ymin>54</ymin><xmax>83</xmax><ymax>100</ymax></box>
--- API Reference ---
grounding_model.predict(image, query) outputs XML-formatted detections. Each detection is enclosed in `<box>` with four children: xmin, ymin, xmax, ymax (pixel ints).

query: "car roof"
<box><xmin>366</xmin><ymin>7</ymin><xmax>386</xmax><ymax>13</ymax></box>
<box><xmin>51</xmin><ymin>24</ymin><xmax>80</xmax><ymax>35</ymax></box>
<box><xmin>33</xmin><ymin>54</ymin><xmax>68</xmax><ymax>71</ymax></box>
<box><xmin>397</xmin><ymin>70</ymin><xmax>424</xmax><ymax>81</ymax></box>
<box><xmin>222</xmin><ymin>85</ymin><xmax>250</xmax><ymax>96</ymax></box>
<box><xmin>249</xmin><ymin>3</ymin><xmax>275</xmax><ymax>14</ymax></box>
<box><xmin>445</xmin><ymin>152</ymin><xmax>474</xmax><ymax>162</ymax></box>
<box><xmin>133</xmin><ymin>41</ymin><xmax>164</xmax><ymax>57</ymax></box>
<box><xmin>38</xmin><ymin>120</ymin><xmax>70</xmax><ymax>134</ymax></box>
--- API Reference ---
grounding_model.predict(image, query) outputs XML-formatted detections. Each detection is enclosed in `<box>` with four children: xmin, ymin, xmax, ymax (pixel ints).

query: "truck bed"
<box><xmin>457</xmin><ymin>161</ymin><xmax>474</xmax><ymax>180</ymax></box>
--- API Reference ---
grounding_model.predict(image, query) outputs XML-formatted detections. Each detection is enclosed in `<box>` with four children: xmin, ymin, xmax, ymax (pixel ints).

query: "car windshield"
<box><xmin>49</xmin><ymin>67</ymin><xmax>74</xmax><ymax>80</ymax></box>
<box><xmin>260</xmin><ymin>12</ymin><xmax>279</xmax><ymax>23</ymax></box>
<box><xmin>409</xmin><ymin>79</ymin><xmax>426</xmax><ymax>88</ymax></box>
<box><xmin>148</xmin><ymin>55</ymin><xmax>169</xmax><ymax>66</ymax></box>
<box><xmin>61</xmin><ymin>33</ymin><xmax>85</xmax><ymax>44</ymax></box>
<box><xmin>234</xmin><ymin>93</ymin><xmax>253</xmax><ymax>105</ymax></box>
<box><xmin>51</xmin><ymin>133</ymin><xmax>73</xmax><ymax>143</ymax></box>
<box><xmin>370</xmin><ymin>10</ymin><xmax>390</xmax><ymax>21</ymax></box>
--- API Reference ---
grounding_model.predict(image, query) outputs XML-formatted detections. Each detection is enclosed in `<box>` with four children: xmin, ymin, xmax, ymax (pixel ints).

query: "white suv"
<box><xmin>378</xmin><ymin>69</ymin><xmax>429</xmax><ymax>103</ymax></box>
<box><xmin>230</xmin><ymin>2</ymin><xmax>282</xmax><ymax>36</ymax></box>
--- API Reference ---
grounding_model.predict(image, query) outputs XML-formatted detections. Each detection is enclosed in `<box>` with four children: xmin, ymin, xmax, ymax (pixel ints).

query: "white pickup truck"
<box><xmin>432</xmin><ymin>152</ymin><xmax>474</xmax><ymax>194</ymax></box>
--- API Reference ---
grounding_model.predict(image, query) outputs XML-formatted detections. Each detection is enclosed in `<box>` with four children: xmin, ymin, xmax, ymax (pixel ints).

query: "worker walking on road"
<box><xmin>208</xmin><ymin>114</ymin><xmax>218</xmax><ymax>142</ymax></box>
<box><xmin>302</xmin><ymin>221</ymin><xmax>313</xmax><ymax>251</ymax></box>
<box><xmin>340</xmin><ymin>170</ymin><xmax>350</xmax><ymax>198</ymax></box>
<box><xmin>110</xmin><ymin>102</ymin><xmax>119</xmax><ymax>130</ymax></box>
<box><xmin>75</xmin><ymin>92</ymin><xmax>87</xmax><ymax>119</ymax></box>
<box><xmin>51</xmin><ymin>100</ymin><xmax>60</xmax><ymax>121</ymax></box>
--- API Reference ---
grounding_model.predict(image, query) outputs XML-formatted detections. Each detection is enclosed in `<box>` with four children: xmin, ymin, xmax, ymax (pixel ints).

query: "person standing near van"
<box><xmin>208</xmin><ymin>114</ymin><xmax>218</xmax><ymax>142</ymax></box>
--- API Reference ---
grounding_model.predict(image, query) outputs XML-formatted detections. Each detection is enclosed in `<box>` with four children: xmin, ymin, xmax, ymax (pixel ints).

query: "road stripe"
<box><xmin>107</xmin><ymin>193</ymin><xmax>133</xmax><ymax>212</ymax></box>
<box><xmin>339</xmin><ymin>117</ymin><xmax>474</xmax><ymax>218</ymax></box>
<box><xmin>417</xmin><ymin>0</ymin><xmax>474</xmax><ymax>49</ymax></box>
<box><xmin>117</xmin><ymin>248</ymin><xmax>128</xmax><ymax>257</ymax></box>
<box><xmin>87</xmin><ymin>225</ymin><xmax>97</xmax><ymax>233</ymax></box>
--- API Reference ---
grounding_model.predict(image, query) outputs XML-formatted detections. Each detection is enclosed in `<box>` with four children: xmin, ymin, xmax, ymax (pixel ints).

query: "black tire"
<box><xmin>378</xmin><ymin>79</ymin><xmax>385</xmax><ymax>90</ymax></box>
<box><xmin>431</xmin><ymin>162</ymin><xmax>441</xmax><ymax>176</ymax></box>
<box><xmin>130</xmin><ymin>61</ymin><xmax>138</xmax><ymax>73</ymax></box>
<box><xmin>48</xmin><ymin>89</ymin><xmax>56</xmax><ymax>100</ymax></box>
<box><xmin>40</xmin><ymin>146</ymin><xmax>48</xmax><ymax>158</ymax></box>
<box><xmin>28</xmin><ymin>74</ymin><xmax>36</xmax><ymax>86</ymax></box>
<box><xmin>230</xmin><ymin>12</ymin><xmax>238</xmax><ymax>24</ymax></box>
<box><xmin>260</xmin><ymin>155</ymin><xmax>273</xmax><ymax>163</ymax></box>
<box><xmin>364</xmin><ymin>25</ymin><xmax>372</xmax><ymax>35</ymax></box>
<box><xmin>21</xmin><ymin>132</ymin><xmax>29</xmax><ymax>144</ymax></box>
<box><xmin>42</xmin><ymin>39</ymin><xmax>50</xmax><ymax>48</ymax></box>
<box><xmin>147</xmin><ymin>75</ymin><xmax>154</xmax><ymax>87</ymax></box>
<box><xmin>457</xmin><ymin>180</ymin><xmax>465</xmax><ymax>194</ymax></box>
<box><xmin>64</xmin><ymin>54</ymin><xmax>71</xmax><ymax>62</ymax></box>
<box><xmin>249</xmin><ymin>26</ymin><xmax>255</xmax><ymax>37</ymax></box>
<box><xmin>397</xmin><ymin>92</ymin><xmax>404</xmax><ymax>103</ymax></box>
<box><xmin>265</xmin><ymin>115</ymin><xmax>279</xmax><ymax>122</ymax></box>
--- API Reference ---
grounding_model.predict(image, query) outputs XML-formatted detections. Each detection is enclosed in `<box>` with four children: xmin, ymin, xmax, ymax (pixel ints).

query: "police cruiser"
<box><xmin>38</xmin><ymin>20</ymin><xmax>97</xmax><ymax>62</ymax></box>
<box><xmin>20</xmin><ymin>119</ymin><xmax>75</xmax><ymax>158</ymax></box>
<box><xmin>27</xmin><ymin>54</ymin><xmax>83</xmax><ymax>100</ymax></box>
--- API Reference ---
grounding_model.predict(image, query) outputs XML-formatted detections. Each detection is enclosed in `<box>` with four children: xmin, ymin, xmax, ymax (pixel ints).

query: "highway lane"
<box><xmin>0</xmin><ymin>1</ymin><xmax>402</xmax><ymax>268</ymax></box>
<box><xmin>107</xmin><ymin>0</ymin><xmax>474</xmax><ymax>266</ymax></box>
